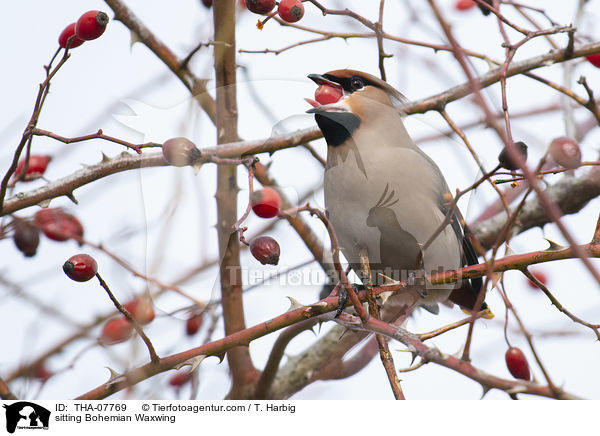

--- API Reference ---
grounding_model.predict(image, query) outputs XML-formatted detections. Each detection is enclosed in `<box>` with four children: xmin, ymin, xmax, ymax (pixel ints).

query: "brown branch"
<box><xmin>32</xmin><ymin>128</ymin><xmax>160</xmax><ymax>154</ymax></box>
<box><xmin>521</xmin><ymin>269</ymin><xmax>600</xmax><ymax>340</ymax></box>
<box><xmin>213</xmin><ymin>0</ymin><xmax>258</xmax><ymax>399</ymax></box>
<box><xmin>364</xmin><ymin>317</ymin><xmax>577</xmax><ymax>399</ymax></box>
<box><xmin>472</xmin><ymin>167</ymin><xmax>600</xmax><ymax>249</ymax></box>
<box><xmin>0</xmin><ymin>48</ymin><xmax>71</xmax><ymax>213</ymax></box>
<box><xmin>404</xmin><ymin>42</ymin><xmax>600</xmax><ymax>114</ymax></box>
<box><xmin>74</xmin><ymin>238</ymin><xmax>600</xmax><ymax>399</ymax></box>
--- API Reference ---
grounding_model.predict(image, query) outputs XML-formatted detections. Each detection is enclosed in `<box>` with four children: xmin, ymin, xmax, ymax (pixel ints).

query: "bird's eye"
<box><xmin>350</xmin><ymin>76</ymin><xmax>364</xmax><ymax>90</ymax></box>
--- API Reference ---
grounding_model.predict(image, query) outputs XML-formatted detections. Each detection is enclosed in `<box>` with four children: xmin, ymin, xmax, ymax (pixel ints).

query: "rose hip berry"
<box><xmin>246</xmin><ymin>0</ymin><xmax>275</xmax><ymax>14</ymax></box>
<box><xmin>33</xmin><ymin>365</ymin><xmax>53</xmax><ymax>382</ymax></box>
<box><xmin>12</xmin><ymin>219</ymin><xmax>40</xmax><ymax>257</ymax></box>
<box><xmin>34</xmin><ymin>208</ymin><xmax>84</xmax><ymax>242</ymax></box>
<box><xmin>586</xmin><ymin>53</ymin><xmax>600</xmax><ymax>68</ymax></box>
<box><xmin>162</xmin><ymin>137</ymin><xmax>201</xmax><ymax>167</ymax></box>
<box><xmin>278</xmin><ymin>0</ymin><xmax>304</xmax><ymax>23</ymax></box>
<box><xmin>251</xmin><ymin>187</ymin><xmax>281</xmax><ymax>218</ymax></box>
<box><xmin>549</xmin><ymin>136</ymin><xmax>582</xmax><ymax>170</ymax></box>
<box><xmin>186</xmin><ymin>312</ymin><xmax>204</xmax><ymax>336</ymax></box>
<box><xmin>101</xmin><ymin>318</ymin><xmax>133</xmax><ymax>345</ymax></box>
<box><xmin>498</xmin><ymin>141</ymin><xmax>528</xmax><ymax>171</ymax></box>
<box><xmin>526</xmin><ymin>270</ymin><xmax>548</xmax><ymax>290</ymax></box>
<box><xmin>123</xmin><ymin>296</ymin><xmax>155</xmax><ymax>325</ymax></box>
<box><xmin>455</xmin><ymin>0</ymin><xmax>476</xmax><ymax>10</ymax></box>
<box><xmin>314</xmin><ymin>83</ymin><xmax>343</xmax><ymax>105</ymax></box>
<box><xmin>75</xmin><ymin>10</ymin><xmax>109</xmax><ymax>41</ymax></box>
<box><xmin>250</xmin><ymin>236</ymin><xmax>280</xmax><ymax>265</ymax></box>
<box><xmin>14</xmin><ymin>155</ymin><xmax>51</xmax><ymax>181</ymax></box>
<box><xmin>63</xmin><ymin>254</ymin><xmax>98</xmax><ymax>282</ymax></box>
<box><xmin>505</xmin><ymin>347</ymin><xmax>531</xmax><ymax>380</ymax></box>
<box><xmin>58</xmin><ymin>23</ymin><xmax>84</xmax><ymax>48</ymax></box>
<box><xmin>169</xmin><ymin>369</ymin><xmax>193</xmax><ymax>387</ymax></box>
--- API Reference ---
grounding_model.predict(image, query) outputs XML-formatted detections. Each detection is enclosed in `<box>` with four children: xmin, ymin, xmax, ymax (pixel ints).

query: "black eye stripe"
<box><xmin>322</xmin><ymin>74</ymin><xmax>377</xmax><ymax>93</ymax></box>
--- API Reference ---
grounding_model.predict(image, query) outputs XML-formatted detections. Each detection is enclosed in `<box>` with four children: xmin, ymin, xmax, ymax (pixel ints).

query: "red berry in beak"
<box><xmin>251</xmin><ymin>187</ymin><xmax>281</xmax><ymax>218</ymax></box>
<box><xmin>75</xmin><ymin>10</ymin><xmax>109</xmax><ymax>41</ymax></box>
<box><xmin>63</xmin><ymin>254</ymin><xmax>98</xmax><ymax>282</ymax></box>
<box><xmin>250</xmin><ymin>236</ymin><xmax>281</xmax><ymax>265</ymax></box>
<box><xmin>58</xmin><ymin>23</ymin><xmax>84</xmax><ymax>48</ymax></box>
<box><xmin>505</xmin><ymin>347</ymin><xmax>531</xmax><ymax>381</ymax></box>
<box><xmin>314</xmin><ymin>84</ymin><xmax>343</xmax><ymax>105</ymax></box>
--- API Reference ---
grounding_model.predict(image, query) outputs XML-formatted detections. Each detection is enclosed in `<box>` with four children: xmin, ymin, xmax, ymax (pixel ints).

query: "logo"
<box><xmin>2</xmin><ymin>402</ymin><xmax>50</xmax><ymax>434</ymax></box>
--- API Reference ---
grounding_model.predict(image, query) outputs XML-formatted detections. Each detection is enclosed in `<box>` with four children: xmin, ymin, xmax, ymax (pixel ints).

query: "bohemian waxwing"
<box><xmin>306</xmin><ymin>69</ymin><xmax>488</xmax><ymax>320</ymax></box>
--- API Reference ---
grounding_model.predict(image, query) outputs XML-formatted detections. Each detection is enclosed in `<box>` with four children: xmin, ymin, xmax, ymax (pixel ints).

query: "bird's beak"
<box><xmin>306</xmin><ymin>73</ymin><xmax>349</xmax><ymax>114</ymax></box>
<box><xmin>307</xmin><ymin>73</ymin><xmax>337</xmax><ymax>87</ymax></box>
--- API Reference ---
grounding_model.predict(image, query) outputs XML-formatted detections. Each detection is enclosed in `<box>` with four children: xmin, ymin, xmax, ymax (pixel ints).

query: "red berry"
<box><xmin>162</xmin><ymin>137</ymin><xmax>201</xmax><ymax>167</ymax></box>
<box><xmin>455</xmin><ymin>0</ymin><xmax>476</xmax><ymax>11</ymax></box>
<box><xmin>101</xmin><ymin>318</ymin><xmax>133</xmax><ymax>345</ymax></box>
<box><xmin>526</xmin><ymin>270</ymin><xmax>548</xmax><ymax>290</ymax></box>
<box><xmin>34</xmin><ymin>208</ymin><xmax>84</xmax><ymax>242</ymax></box>
<box><xmin>278</xmin><ymin>0</ymin><xmax>304</xmax><ymax>23</ymax></box>
<box><xmin>250</xmin><ymin>236</ymin><xmax>280</xmax><ymax>265</ymax></box>
<box><xmin>586</xmin><ymin>53</ymin><xmax>600</xmax><ymax>68</ymax></box>
<box><xmin>186</xmin><ymin>312</ymin><xmax>204</xmax><ymax>336</ymax></box>
<box><xmin>246</xmin><ymin>0</ymin><xmax>275</xmax><ymax>14</ymax></box>
<box><xmin>314</xmin><ymin>84</ymin><xmax>343</xmax><ymax>105</ymax></box>
<box><xmin>498</xmin><ymin>141</ymin><xmax>528</xmax><ymax>170</ymax></box>
<box><xmin>549</xmin><ymin>136</ymin><xmax>581</xmax><ymax>170</ymax></box>
<box><xmin>201</xmin><ymin>0</ymin><xmax>213</xmax><ymax>7</ymax></box>
<box><xmin>505</xmin><ymin>347</ymin><xmax>531</xmax><ymax>380</ymax></box>
<box><xmin>169</xmin><ymin>369</ymin><xmax>193</xmax><ymax>387</ymax></box>
<box><xmin>123</xmin><ymin>296</ymin><xmax>155</xmax><ymax>325</ymax></box>
<box><xmin>13</xmin><ymin>155</ymin><xmax>51</xmax><ymax>181</ymax></box>
<box><xmin>33</xmin><ymin>365</ymin><xmax>53</xmax><ymax>382</ymax></box>
<box><xmin>12</xmin><ymin>219</ymin><xmax>40</xmax><ymax>257</ymax></box>
<box><xmin>58</xmin><ymin>23</ymin><xmax>84</xmax><ymax>48</ymax></box>
<box><xmin>63</xmin><ymin>253</ymin><xmax>98</xmax><ymax>282</ymax></box>
<box><xmin>75</xmin><ymin>10</ymin><xmax>109</xmax><ymax>41</ymax></box>
<box><xmin>251</xmin><ymin>187</ymin><xmax>281</xmax><ymax>218</ymax></box>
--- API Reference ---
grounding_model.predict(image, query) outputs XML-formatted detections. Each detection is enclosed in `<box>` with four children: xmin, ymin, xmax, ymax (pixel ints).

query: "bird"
<box><xmin>306</xmin><ymin>69</ymin><xmax>489</xmax><ymax>320</ymax></box>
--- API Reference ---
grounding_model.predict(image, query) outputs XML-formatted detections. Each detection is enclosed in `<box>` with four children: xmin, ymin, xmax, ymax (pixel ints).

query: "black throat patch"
<box><xmin>314</xmin><ymin>111</ymin><xmax>360</xmax><ymax>147</ymax></box>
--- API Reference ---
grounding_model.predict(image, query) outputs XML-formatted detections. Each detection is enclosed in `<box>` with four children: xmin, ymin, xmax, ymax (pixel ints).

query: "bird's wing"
<box><xmin>408</xmin><ymin>140</ymin><xmax>484</xmax><ymax>303</ymax></box>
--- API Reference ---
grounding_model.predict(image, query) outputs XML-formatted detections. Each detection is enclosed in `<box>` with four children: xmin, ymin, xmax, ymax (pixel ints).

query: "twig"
<box><xmin>521</xmin><ymin>269</ymin><xmax>600</xmax><ymax>340</ymax></box>
<box><xmin>0</xmin><ymin>48</ymin><xmax>72</xmax><ymax>213</ymax></box>
<box><xmin>95</xmin><ymin>273</ymin><xmax>159</xmax><ymax>363</ymax></box>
